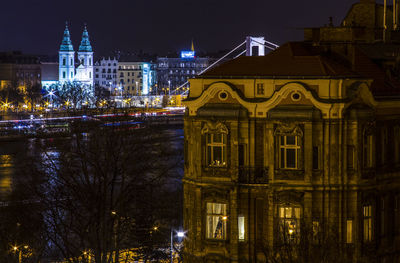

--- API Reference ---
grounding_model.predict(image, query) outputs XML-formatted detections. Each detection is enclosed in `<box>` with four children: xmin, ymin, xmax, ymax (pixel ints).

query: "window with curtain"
<box><xmin>238</xmin><ymin>216</ymin><xmax>245</xmax><ymax>241</ymax></box>
<box><xmin>206</xmin><ymin>203</ymin><xmax>227</xmax><ymax>239</ymax></box>
<box><xmin>206</xmin><ymin>133</ymin><xmax>227</xmax><ymax>167</ymax></box>
<box><xmin>278</xmin><ymin>205</ymin><xmax>301</xmax><ymax>243</ymax></box>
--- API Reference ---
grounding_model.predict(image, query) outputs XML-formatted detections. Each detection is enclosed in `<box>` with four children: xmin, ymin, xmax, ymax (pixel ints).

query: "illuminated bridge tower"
<box><xmin>58</xmin><ymin>23</ymin><xmax>75</xmax><ymax>84</ymax></box>
<box><xmin>75</xmin><ymin>25</ymin><xmax>94</xmax><ymax>88</ymax></box>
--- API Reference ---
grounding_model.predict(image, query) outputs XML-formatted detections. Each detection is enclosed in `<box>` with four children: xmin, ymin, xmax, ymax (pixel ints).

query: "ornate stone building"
<box><xmin>182</xmin><ymin>41</ymin><xmax>400</xmax><ymax>262</ymax></box>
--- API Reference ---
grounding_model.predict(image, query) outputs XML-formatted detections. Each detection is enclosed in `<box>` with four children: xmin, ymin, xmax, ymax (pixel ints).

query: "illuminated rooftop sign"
<box><xmin>181</xmin><ymin>51</ymin><xmax>195</xmax><ymax>59</ymax></box>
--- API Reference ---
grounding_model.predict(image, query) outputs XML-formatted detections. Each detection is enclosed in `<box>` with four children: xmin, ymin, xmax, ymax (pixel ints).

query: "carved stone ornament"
<box><xmin>274</xmin><ymin>191</ymin><xmax>304</xmax><ymax>205</ymax></box>
<box><xmin>274</xmin><ymin>123</ymin><xmax>303</xmax><ymax>137</ymax></box>
<box><xmin>364</xmin><ymin>121</ymin><xmax>376</xmax><ymax>136</ymax></box>
<box><xmin>201</xmin><ymin>121</ymin><xmax>229</xmax><ymax>135</ymax></box>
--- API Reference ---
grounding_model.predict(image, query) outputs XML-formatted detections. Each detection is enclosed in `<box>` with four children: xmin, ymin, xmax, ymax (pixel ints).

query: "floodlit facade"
<box><xmin>94</xmin><ymin>57</ymin><xmax>118</xmax><ymax>92</ymax></box>
<box><xmin>57</xmin><ymin>23</ymin><xmax>94</xmax><ymax>87</ymax></box>
<box><xmin>183</xmin><ymin>41</ymin><xmax>400</xmax><ymax>262</ymax></box>
<box><xmin>117</xmin><ymin>61</ymin><xmax>156</xmax><ymax>96</ymax></box>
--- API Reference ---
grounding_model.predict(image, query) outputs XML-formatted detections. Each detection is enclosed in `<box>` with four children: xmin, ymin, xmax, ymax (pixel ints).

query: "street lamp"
<box><xmin>170</xmin><ymin>229</ymin><xmax>185</xmax><ymax>263</ymax></box>
<box><xmin>12</xmin><ymin>245</ymin><xmax>28</xmax><ymax>263</ymax></box>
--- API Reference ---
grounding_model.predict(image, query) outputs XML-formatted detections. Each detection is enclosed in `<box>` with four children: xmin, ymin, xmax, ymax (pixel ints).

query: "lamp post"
<box><xmin>170</xmin><ymin>229</ymin><xmax>185</xmax><ymax>263</ymax></box>
<box><xmin>13</xmin><ymin>245</ymin><xmax>28</xmax><ymax>263</ymax></box>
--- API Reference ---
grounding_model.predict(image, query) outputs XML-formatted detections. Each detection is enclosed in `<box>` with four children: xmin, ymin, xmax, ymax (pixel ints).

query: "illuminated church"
<box><xmin>58</xmin><ymin>23</ymin><xmax>94</xmax><ymax>87</ymax></box>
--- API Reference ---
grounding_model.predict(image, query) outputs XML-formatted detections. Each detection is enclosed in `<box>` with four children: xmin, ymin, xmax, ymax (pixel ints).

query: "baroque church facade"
<box><xmin>58</xmin><ymin>23</ymin><xmax>94</xmax><ymax>88</ymax></box>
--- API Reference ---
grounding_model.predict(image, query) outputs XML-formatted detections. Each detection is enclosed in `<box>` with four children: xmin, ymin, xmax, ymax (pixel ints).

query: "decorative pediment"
<box><xmin>274</xmin><ymin>123</ymin><xmax>303</xmax><ymax>137</ymax></box>
<box><xmin>274</xmin><ymin>191</ymin><xmax>304</xmax><ymax>205</ymax></box>
<box><xmin>201</xmin><ymin>122</ymin><xmax>229</xmax><ymax>135</ymax></box>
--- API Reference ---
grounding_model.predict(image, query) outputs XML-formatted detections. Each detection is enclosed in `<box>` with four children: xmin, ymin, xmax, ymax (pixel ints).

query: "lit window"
<box><xmin>256</xmin><ymin>83</ymin><xmax>264</xmax><ymax>95</ymax></box>
<box><xmin>363</xmin><ymin>133</ymin><xmax>374</xmax><ymax>168</ymax></box>
<box><xmin>206</xmin><ymin>203</ymin><xmax>227</xmax><ymax>239</ymax></box>
<box><xmin>279</xmin><ymin>136</ymin><xmax>300</xmax><ymax>169</ymax></box>
<box><xmin>346</xmin><ymin>219</ymin><xmax>353</xmax><ymax>243</ymax></box>
<box><xmin>238</xmin><ymin>216</ymin><xmax>245</xmax><ymax>241</ymax></box>
<box><xmin>363</xmin><ymin>205</ymin><xmax>372</xmax><ymax>242</ymax></box>
<box><xmin>278</xmin><ymin>206</ymin><xmax>301</xmax><ymax>243</ymax></box>
<box><xmin>206</xmin><ymin>133</ymin><xmax>227</xmax><ymax>167</ymax></box>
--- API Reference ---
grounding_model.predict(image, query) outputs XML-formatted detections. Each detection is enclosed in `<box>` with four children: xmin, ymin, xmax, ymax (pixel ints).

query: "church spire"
<box><xmin>191</xmin><ymin>39</ymin><xmax>195</xmax><ymax>52</ymax></box>
<box><xmin>60</xmin><ymin>22</ymin><xmax>74</xmax><ymax>51</ymax></box>
<box><xmin>78</xmin><ymin>24</ymin><xmax>93</xmax><ymax>52</ymax></box>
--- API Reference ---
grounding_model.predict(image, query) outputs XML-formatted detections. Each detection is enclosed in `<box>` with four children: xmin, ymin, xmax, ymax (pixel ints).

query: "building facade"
<box><xmin>0</xmin><ymin>51</ymin><xmax>42</xmax><ymax>107</ymax></box>
<box><xmin>94</xmin><ymin>57</ymin><xmax>118</xmax><ymax>93</ymax></box>
<box><xmin>57</xmin><ymin>23</ymin><xmax>94</xmax><ymax>87</ymax></box>
<box><xmin>157</xmin><ymin>56</ymin><xmax>210</xmax><ymax>95</ymax></box>
<box><xmin>183</xmin><ymin>41</ymin><xmax>400</xmax><ymax>262</ymax></box>
<box><xmin>117</xmin><ymin>62</ymin><xmax>156</xmax><ymax>96</ymax></box>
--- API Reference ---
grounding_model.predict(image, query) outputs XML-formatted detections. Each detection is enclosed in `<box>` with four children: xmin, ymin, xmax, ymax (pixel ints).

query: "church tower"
<box><xmin>59</xmin><ymin>22</ymin><xmax>75</xmax><ymax>84</ymax></box>
<box><xmin>76</xmin><ymin>25</ymin><xmax>94</xmax><ymax>87</ymax></box>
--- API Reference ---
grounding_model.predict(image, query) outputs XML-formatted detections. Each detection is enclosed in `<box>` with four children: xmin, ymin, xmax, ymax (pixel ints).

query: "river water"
<box><xmin>0</xmin><ymin>127</ymin><xmax>184</xmax><ymax>201</ymax></box>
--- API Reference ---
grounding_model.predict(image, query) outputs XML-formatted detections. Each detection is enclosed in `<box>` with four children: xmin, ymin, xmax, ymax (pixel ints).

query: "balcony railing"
<box><xmin>238</xmin><ymin>166</ymin><xmax>269</xmax><ymax>184</ymax></box>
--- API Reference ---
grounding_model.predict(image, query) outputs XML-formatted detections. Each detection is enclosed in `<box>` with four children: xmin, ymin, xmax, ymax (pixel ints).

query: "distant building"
<box><xmin>94</xmin><ymin>57</ymin><xmax>118</xmax><ymax>93</ymax></box>
<box><xmin>156</xmin><ymin>45</ymin><xmax>211</xmax><ymax>94</ymax></box>
<box><xmin>42</xmin><ymin>23</ymin><xmax>94</xmax><ymax>90</ymax></box>
<box><xmin>0</xmin><ymin>51</ymin><xmax>41</xmax><ymax>105</ymax></box>
<box><xmin>117</xmin><ymin>61</ymin><xmax>156</xmax><ymax>96</ymax></box>
<box><xmin>304</xmin><ymin>0</ymin><xmax>400</xmax><ymax>43</ymax></box>
<box><xmin>40</xmin><ymin>62</ymin><xmax>58</xmax><ymax>88</ymax></box>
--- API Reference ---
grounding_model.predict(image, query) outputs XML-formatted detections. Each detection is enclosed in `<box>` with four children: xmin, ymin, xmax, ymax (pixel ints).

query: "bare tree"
<box><xmin>260</xmin><ymin>220</ymin><xmax>350</xmax><ymax>263</ymax></box>
<box><xmin>28</xmin><ymin>123</ymin><xmax>183</xmax><ymax>262</ymax></box>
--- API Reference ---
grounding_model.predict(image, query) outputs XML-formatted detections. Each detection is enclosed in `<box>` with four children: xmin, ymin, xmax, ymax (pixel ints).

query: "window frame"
<box><xmin>363</xmin><ymin>132</ymin><xmax>374</xmax><ymax>168</ymax></box>
<box><xmin>278</xmin><ymin>205</ymin><xmax>301</xmax><ymax>243</ymax></box>
<box><xmin>363</xmin><ymin>204</ymin><xmax>373</xmax><ymax>242</ymax></box>
<box><xmin>346</xmin><ymin>219</ymin><xmax>353</xmax><ymax>244</ymax></box>
<box><xmin>206</xmin><ymin>202</ymin><xmax>228</xmax><ymax>240</ymax></box>
<box><xmin>206</xmin><ymin>133</ymin><xmax>227</xmax><ymax>167</ymax></box>
<box><xmin>279</xmin><ymin>135</ymin><xmax>301</xmax><ymax>169</ymax></box>
<box><xmin>238</xmin><ymin>215</ymin><xmax>245</xmax><ymax>241</ymax></box>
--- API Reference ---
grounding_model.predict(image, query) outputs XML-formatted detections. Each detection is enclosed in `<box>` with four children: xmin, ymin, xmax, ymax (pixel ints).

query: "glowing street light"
<box><xmin>171</xmin><ymin>229</ymin><xmax>185</xmax><ymax>263</ymax></box>
<box><xmin>12</xmin><ymin>245</ymin><xmax>29</xmax><ymax>263</ymax></box>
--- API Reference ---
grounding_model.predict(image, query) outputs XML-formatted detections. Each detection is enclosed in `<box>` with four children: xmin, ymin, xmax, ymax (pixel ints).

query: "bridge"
<box><xmin>171</xmin><ymin>36</ymin><xmax>279</xmax><ymax>97</ymax></box>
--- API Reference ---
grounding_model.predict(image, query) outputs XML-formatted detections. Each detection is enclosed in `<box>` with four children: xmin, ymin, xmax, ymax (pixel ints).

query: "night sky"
<box><xmin>0</xmin><ymin>0</ymin><xmax>386</xmax><ymax>57</ymax></box>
